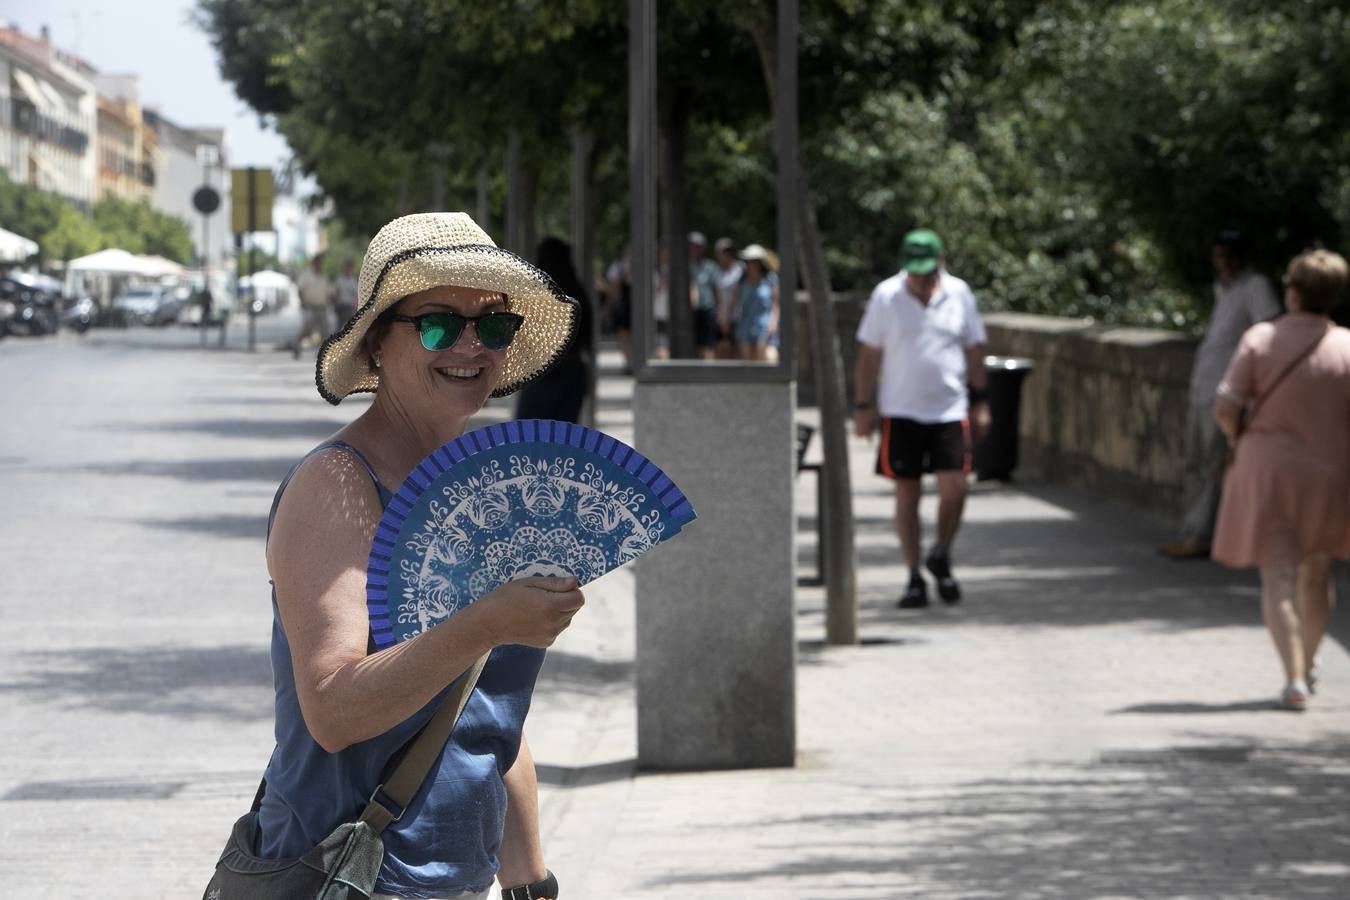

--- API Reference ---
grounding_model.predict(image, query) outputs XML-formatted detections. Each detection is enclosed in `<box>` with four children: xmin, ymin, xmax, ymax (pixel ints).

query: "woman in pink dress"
<box><xmin>1212</xmin><ymin>249</ymin><xmax>1350</xmax><ymax>711</ymax></box>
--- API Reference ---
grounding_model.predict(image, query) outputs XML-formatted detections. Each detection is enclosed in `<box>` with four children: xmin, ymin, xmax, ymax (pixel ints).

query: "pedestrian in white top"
<box><xmin>853</xmin><ymin>229</ymin><xmax>990</xmax><ymax>608</ymax></box>
<box><xmin>333</xmin><ymin>257</ymin><xmax>359</xmax><ymax>327</ymax></box>
<box><xmin>294</xmin><ymin>252</ymin><xmax>335</xmax><ymax>359</ymax></box>
<box><xmin>1159</xmin><ymin>230</ymin><xmax>1280</xmax><ymax>559</ymax></box>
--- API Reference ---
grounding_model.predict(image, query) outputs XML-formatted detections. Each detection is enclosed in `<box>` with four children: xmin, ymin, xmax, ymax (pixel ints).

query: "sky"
<box><xmin>5</xmin><ymin>0</ymin><xmax>292</xmax><ymax>169</ymax></box>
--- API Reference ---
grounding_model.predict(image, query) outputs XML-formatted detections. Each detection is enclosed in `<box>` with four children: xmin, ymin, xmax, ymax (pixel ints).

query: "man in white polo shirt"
<box><xmin>853</xmin><ymin>229</ymin><xmax>990</xmax><ymax>608</ymax></box>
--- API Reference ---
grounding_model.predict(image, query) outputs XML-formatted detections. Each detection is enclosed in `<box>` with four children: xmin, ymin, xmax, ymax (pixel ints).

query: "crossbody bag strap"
<box><xmin>358</xmin><ymin>651</ymin><xmax>492</xmax><ymax>834</ymax></box>
<box><xmin>1241</xmin><ymin>327</ymin><xmax>1328</xmax><ymax>433</ymax></box>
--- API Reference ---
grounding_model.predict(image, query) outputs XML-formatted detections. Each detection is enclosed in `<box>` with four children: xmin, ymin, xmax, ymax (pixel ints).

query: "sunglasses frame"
<box><xmin>388</xmin><ymin>310</ymin><xmax>525</xmax><ymax>352</ymax></box>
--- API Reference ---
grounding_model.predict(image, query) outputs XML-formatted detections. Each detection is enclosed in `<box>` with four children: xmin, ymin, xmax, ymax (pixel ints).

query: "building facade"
<box><xmin>0</xmin><ymin>25</ymin><xmax>97</xmax><ymax>212</ymax></box>
<box><xmin>94</xmin><ymin>73</ymin><xmax>156</xmax><ymax>203</ymax></box>
<box><xmin>145</xmin><ymin>109</ymin><xmax>230</xmax><ymax>268</ymax></box>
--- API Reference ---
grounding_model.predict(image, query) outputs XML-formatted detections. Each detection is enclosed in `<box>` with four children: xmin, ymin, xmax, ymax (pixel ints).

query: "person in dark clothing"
<box><xmin>515</xmin><ymin>237</ymin><xmax>595</xmax><ymax>423</ymax></box>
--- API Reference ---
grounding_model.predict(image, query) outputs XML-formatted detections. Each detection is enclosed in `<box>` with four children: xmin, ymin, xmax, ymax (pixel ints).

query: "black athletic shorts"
<box><xmin>693</xmin><ymin>307</ymin><xmax>718</xmax><ymax>348</ymax></box>
<box><xmin>875</xmin><ymin>417</ymin><xmax>970</xmax><ymax>480</ymax></box>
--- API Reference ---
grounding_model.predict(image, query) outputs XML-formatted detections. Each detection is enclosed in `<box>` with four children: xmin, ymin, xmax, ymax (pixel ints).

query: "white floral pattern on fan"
<box><xmin>367</xmin><ymin>419</ymin><xmax>695</xmax><ymax>649</ymax></box>
<box><xmin>395</xmin><ymin>454</ymin><xmax>665</xmax><ymax>638</ymax></box>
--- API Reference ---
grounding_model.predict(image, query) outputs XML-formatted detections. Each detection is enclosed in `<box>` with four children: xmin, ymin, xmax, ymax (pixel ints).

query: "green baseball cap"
<box><xmin>900</xmin><ymin>228</ymin><xmax>944</xmax><ymax>275</ymax></box>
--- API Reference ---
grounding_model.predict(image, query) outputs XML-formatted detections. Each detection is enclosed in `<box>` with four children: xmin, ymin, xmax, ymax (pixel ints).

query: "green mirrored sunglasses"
<box><xmin>389</xmin><ymin>311</ymin><xmax>525</xmax><ymax>352</ymax></box>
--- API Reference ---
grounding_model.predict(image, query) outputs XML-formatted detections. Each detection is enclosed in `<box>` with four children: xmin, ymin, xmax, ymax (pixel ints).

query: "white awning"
<box><xmin>0</xmin><ymin>227</ymin><xmax>40</xmax><ymax>261</ymax></box>
<box><xmin>12</xmin><ymin>68</ymin><xmax>51</xmax><ymax>113</ymax></box>
<box><xmin>37</xmin><ymin>79</ymin><xmax>68</xmax><ymax>114</ymax></box>
<box><xmin>238</xmin><ymin>269</ymin><xmax>292</xmax><ymax>290</ymax></box>
<box><xmin>66</xmin><ymin>248</ymin><xmax>159</xmax><ymax>275</ymax></box>
<box><xmin>139</xmin><ymin>255</ymin><xmax>186</xmax><ymax>277</ymax></box>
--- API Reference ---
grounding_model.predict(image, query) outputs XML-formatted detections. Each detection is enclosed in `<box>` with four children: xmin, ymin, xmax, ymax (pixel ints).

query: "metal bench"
<box><xmin>796</xmin><ymin>423</ymin><xmax>826</xmax><ymax>585</ymax></box>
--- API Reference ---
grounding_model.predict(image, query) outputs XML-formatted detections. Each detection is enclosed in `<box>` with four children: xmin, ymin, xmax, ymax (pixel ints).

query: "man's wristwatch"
<box><xmin>968</xmin><ymin>385</ymin><xmax>989</xmax><ymax>405</ymax></box>
<box><xmin>502</xmin><ymin>870</ymin><xmax>559</xmax><ymax>900</ymax></box>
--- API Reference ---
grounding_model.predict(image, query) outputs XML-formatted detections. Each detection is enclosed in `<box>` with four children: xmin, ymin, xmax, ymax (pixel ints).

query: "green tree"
<box><xmin>0</xmin><ymin>169</ymin><xmax>70</xmax><ymax>263</ymax></box>
<box><xmin>40</xmin><ymin>206</ymin><xmax>104</xmax><ymax>262</ymax></box>
<box><xmin>92</xmin><ymin>196</ymin><xmax>195</xmax><ymax>262</ymax></box>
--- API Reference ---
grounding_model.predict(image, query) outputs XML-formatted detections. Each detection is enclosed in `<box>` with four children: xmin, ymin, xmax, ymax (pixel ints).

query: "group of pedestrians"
<box><xmin>601</xmin><ymin>233</ymin><xmax>782</xmax><ymax>370</ymax></box>
<box><xmin>853</xmin><ymin>225</ymin><xmax>1350</xmax><ymax>713</ymax></box>
<box><xmin>292</xmin><ymin>253</ymin><xmax>359</xmax><ymax>359</ymax></box>
<box><xmin>1152</xmin><ymin>231</ymin><xmax>1350</xmax><ymax>711</ymax></box>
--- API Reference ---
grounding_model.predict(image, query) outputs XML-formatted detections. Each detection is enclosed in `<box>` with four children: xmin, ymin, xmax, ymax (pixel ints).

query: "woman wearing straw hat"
<box><xmin>735</xmin><ymin>243</ymin><xmax>780</xmax><ymax>361</ymax></box>
<box><xmin>262</xmin><ymin>213</ymin><xmax>579</xmax><ymax>899</ymax></box>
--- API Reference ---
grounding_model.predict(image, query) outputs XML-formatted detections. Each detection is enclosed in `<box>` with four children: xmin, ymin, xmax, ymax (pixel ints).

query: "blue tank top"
<box><xmin>258</xmin><ymin>440</ymin><xmax>545</xmax><ymax>897</ymax></box>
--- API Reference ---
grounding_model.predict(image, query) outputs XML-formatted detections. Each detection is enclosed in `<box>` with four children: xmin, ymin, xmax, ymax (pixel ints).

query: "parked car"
<box><xmin>113</xmin><ymin>284</ymin><xmax>182</xmax><ymax>326</ymax></box>
<box><xmin>0</xmin><ymin>273</ymin><xmax>62</xmax><ymax>336</ymax></box>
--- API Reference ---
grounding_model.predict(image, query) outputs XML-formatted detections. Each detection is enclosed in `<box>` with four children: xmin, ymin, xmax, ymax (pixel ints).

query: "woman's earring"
<box><xmin>373</xmin><ymin>353</ymin><xmax>382</xmax><ymax>368</ymax></box>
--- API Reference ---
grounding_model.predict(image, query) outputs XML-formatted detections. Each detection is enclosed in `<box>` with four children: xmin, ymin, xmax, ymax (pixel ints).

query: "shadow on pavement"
<box><xmin>1113</xmin><ymin>699</ymin><xmax>1282</xmax><ymax>714</ymax></box>
<box><xmin>538</xmin><ymin>649</ymin><xmax>633</xmax><ymax>697</ymax></box>
<box><xmin>135</xmin><ymin>513</ymin><xmax>270</xmax><ymax>541</ymax></box>
<box><xmin>653</xmin><ymin>737</ymin><xmax>1350</xmax><ymax>898</ymax></box>
<box><xmin>535</xmin><ymin>759</ymin><xmax>635</xmax><ymax>788</ymax></box>
<box><xmin>103</xmin><ymin>417</ymin><xmax>347</xmax><ymax>441</ymax></box>
<box><xmin>70</xmin><ymin>456</ymin><xmax>298</xmax><ymax>483</ymax></box>
<box><xmin>0</xmin><ymin>644</ymin><xmax>273</xmax><ymax>722</ymax></box>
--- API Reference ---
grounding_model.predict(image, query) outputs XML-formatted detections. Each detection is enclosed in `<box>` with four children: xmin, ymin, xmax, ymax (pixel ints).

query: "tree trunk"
<box><xmin>505</xmin><ymin>131</ymin><xmax>523</xmax><ymax>252</ymax></box>
<box><xmin>520</xmin><ymin>160</ymin><xmax>538</xmax><ymax>256</ymax></box>
<box><xmin>476</xmin><ymin>162</ymin><xmax>491</xmax><ymax>232</ymax></box>
<box><xmin>746</xmin><ymin>9</ymin><xmax>858</xmax><ymax>644</ymax></box>
<box><xmin>571</xmin><ymin>127</ymin><xmax>599</xmax><ymax>427</ymax></box>
<box><xmin>660</xmin><ymin>85</ymin><xmax>695</xmax><ymax>359</ymax></box>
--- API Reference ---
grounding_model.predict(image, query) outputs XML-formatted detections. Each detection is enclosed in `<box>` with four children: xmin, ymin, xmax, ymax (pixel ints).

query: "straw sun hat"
<box><xmin>316</xmin><ymin>213</ymin><xmax>577</xmax><ymax>404</ymax></box>
<box><xmin>738</xmin><ymin>243</ymin><xmax>780</xmax><ymax>272</ymax></box>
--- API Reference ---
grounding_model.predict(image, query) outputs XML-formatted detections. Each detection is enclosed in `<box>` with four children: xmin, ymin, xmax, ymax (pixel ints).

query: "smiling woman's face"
<box><xmin>372</xmin><ymin>285</ymin><xmax>510</xmax><ymax>430</ymax></box>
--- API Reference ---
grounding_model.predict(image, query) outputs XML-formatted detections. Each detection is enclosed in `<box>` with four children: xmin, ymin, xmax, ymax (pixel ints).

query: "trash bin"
<box><xmin>973</xmin><ymin>355</ymin><xmax>1034</xmax><ymax>481</ymax></box>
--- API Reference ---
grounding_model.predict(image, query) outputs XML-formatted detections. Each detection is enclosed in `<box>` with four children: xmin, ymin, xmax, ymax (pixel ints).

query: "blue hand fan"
<box><xmin>366</xmin><ymin>419</ymin><xmax>696</xmax><ymax>649</ymax></box>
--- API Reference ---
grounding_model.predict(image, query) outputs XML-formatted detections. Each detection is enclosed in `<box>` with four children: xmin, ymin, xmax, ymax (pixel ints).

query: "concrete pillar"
<box><xmin>635</xmin><ymin>380</ymin><xmax>797</xmax><ymax>769</ymax></box>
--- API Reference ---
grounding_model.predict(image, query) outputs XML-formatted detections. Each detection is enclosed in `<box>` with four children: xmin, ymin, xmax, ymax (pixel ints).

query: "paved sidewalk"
<box><xmin>0</xmin><ymin>326</ymin><xmax>1346</xmax><ymax>898</ymax></box>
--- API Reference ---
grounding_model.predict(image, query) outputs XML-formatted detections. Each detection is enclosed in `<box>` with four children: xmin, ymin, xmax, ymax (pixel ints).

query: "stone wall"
<box><xmin>795</xmin><ymin>296</ymin><xmax>1197</xmax><ymax>512</ymax></box>
<box><xmin>981</xmin><ymin>313</ymin><xmax>1194</xmax><ymax>511</ymax></box>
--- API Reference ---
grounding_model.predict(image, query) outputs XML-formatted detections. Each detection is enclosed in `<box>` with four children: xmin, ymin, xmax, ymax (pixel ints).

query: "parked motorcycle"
<box><xmin>59</xmin><ymin>295</ymin><xmax>98</xmax><ymax>333</ymax></box>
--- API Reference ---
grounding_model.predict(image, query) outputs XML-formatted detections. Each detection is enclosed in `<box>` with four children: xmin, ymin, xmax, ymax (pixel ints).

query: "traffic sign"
<box><xmin>193</xmin><ymin>185</ymin><xmax>221</xmax><ymax>215</ymax></box>
<box><xmin>230</xmin><ymin>167</ymin><xmax>274</xmax><ymax>233</ymax></box>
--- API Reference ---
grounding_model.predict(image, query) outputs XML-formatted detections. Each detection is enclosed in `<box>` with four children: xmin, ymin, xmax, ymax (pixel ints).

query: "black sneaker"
<box><xmin>897</xmin><ymin>574</ymin><xmax>929</xmax><ymax>609</ymax></box>
<box><xmin>925</xmin><ymin>551</ymin><xmax>962</xmax><ymax>604</ymax></box>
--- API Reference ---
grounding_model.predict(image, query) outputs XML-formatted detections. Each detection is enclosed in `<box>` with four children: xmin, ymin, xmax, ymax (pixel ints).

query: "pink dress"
<box><xmin>1212</xmin><ymin>313</ymin><xmax>1350</xmax><ymax>568</ymax></box>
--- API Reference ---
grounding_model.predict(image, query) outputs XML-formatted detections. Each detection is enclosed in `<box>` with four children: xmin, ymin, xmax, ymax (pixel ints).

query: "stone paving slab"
<box><xmin>0</xmin><ymin>325</ymin><xmax>1347</xmax><ymax>899</ymax></box>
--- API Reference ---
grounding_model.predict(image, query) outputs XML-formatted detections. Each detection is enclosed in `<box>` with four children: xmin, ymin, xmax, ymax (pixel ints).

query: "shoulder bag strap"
<box><xmin>358</xmin><ymin>651</ymin><xmax>492</xmax><ymax>834</ymax></box>
<box><xmin>1240</xmin><ymin>327</ymin><xmax>1328</xmax><ymax>434</ymax></box>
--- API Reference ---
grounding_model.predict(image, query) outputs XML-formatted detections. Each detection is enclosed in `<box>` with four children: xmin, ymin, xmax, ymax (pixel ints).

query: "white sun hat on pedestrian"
<box><xmin>738</xmin><ymin>243</ymin><xmax>780</xmax><ymax>272</ymax></box>
<box><xmin>315</xmin><ymin>212</ymin><xmax>577</xmax><ymax>405</ymax></box>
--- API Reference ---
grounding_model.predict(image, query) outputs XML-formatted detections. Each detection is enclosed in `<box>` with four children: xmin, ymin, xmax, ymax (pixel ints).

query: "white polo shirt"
<box><xmin>856</xmin><ymin>270</ymin><xmax>987</xmax><ymax>423</ymax></box>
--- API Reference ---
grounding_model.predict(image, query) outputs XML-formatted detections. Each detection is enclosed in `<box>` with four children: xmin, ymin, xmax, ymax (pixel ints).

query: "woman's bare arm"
<box><xmin>496</xmin><ymin>735</ymin><xmax>548</xmax><ymax>887</ymax></box>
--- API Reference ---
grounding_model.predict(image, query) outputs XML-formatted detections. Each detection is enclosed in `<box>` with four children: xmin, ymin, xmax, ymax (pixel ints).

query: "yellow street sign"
<box><xmin>231</xmin><ymin>167</ymin><xmax>275</xmax><ymax>233</ymax></box>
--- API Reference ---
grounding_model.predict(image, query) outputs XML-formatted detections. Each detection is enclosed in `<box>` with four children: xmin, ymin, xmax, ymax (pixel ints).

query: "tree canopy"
<box><xmin>0</xmin><ymin>171</ymin><xmax>195</xmax><ymax>264</ymax></box>
<box><xmin>196</xmin><ymin>0</ymin><xmax>1350</xmax><ymax>330</ymax></box>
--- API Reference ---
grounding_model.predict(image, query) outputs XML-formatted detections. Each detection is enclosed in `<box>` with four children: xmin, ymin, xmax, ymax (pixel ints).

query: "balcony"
<box><xmin>9</xmin><ymin>98</ymin><xmax>90</xmax><ymax>155</ymax></box>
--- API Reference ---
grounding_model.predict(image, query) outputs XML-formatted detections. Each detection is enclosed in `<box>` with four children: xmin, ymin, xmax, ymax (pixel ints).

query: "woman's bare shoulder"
<box><xmin>268</xmin><ymin>445</ymin><xmax>385</xmax><ymax>566</ymax></box>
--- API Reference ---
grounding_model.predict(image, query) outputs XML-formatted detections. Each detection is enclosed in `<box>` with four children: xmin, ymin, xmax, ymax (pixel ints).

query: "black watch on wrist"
<box><xmin>502</xmin><ymin>869</ymin><xmax>558</xmax><ymax>900</ymax></box>
<box><xmin>854</xmin><ymin>401</ymin><xmax>874</xmax><ymax>412</ymax></box>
